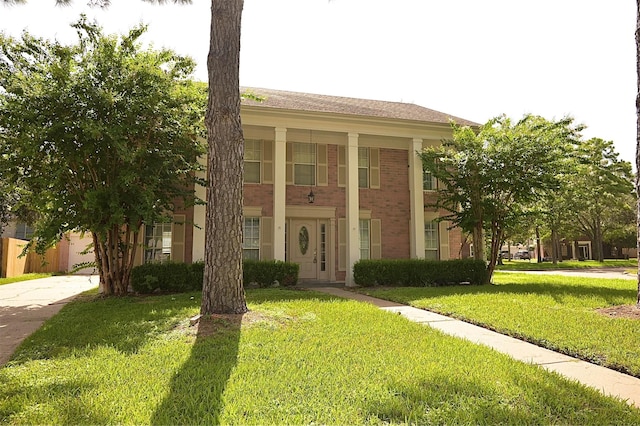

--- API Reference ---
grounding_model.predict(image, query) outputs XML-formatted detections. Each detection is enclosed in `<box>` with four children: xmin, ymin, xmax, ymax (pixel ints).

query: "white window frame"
<box><xmin>424</xmin><ymin>221</ymin><xmax>439</xmax><ymax>260</ymax></box>
<box><xmin>423</xmin><ymin>168</ymin><xmax>437</xmax><ymax>191</ymax></box>
<box><xmin>293</xmin><ymin>142</ymin><xmax>316</xmax><ymax>186</ymax></box>
<box><xmin>358</xmin><ymin>147</ymin><xmax>369</xmax><ymax>188</ymax></box>
<box><xmin>243</xmin><ymin>217</ymin><xmax>260</xmax><ymax>260</ymax></box>
<box><xmin>145</xmin><ymin>222</ymin><xmax>172</xmax><ymax>263</ymax></box>
<box><xmin>244</xmin><ymin>139</ymin><xmax>262</xmax><ymax>184</ymax></box>
<box><xmin>359</xmin><ymin>219</ymin><xmax>370</xmax><ymax>260</ymax></box>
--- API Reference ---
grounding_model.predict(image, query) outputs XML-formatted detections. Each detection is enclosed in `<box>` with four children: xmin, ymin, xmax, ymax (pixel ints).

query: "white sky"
<box><xmin>1</xmin><ymin>0</ymin><xmax>636</xmax><ymax>165</ymax></box>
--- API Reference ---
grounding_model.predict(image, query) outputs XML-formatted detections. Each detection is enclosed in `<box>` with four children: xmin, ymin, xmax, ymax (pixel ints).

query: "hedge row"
<box><xmin>353</xmin><ymin>258</ymin><xmax>488</xmax><ymax>287</ymax></box>
<box><xmin>130</xmin><ymin>260</ymin><xmax>299</xmax><ymax>294</ymax></box>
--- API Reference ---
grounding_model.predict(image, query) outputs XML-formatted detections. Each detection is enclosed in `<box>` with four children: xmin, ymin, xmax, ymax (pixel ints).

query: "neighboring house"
<box><xmin>3</xmin><ymin>89</ymin><xmax>477</xmax><ymax>284</ymax></box>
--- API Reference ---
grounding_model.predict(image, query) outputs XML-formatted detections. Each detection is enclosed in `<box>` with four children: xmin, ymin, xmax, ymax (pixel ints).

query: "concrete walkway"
<box><xmin>312</xmin><ymin>286</ymin><xmax>640</xmax><ymax>409</ymax></box>
<box><xmin>0</xmin><ymin>275</ymin><xmax>98</xmax><ymax>366</ymax></box>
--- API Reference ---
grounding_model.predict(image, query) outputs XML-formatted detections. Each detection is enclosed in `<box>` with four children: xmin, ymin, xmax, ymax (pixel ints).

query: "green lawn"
<box><xmin>1</xmin><ymin>288</ymin><xmax>639</xmax><ymax>424</ymax></box>
<box><xmin>361</xmin><ymin>272</ymin><xmax>640</xmax><ymax>377</ymax></box>
<box><xmin>0</xmin><ymin>273</ymin><xmax>52</xmax><ymax>286</ymax></box>
<box><xmin>496</xmin><ymin>259</ymin><xmax>637</xmax><ymax>271</ymax></box>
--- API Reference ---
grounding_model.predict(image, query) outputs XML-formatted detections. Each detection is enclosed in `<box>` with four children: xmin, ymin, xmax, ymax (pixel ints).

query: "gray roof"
<box><xmin>240</xmin><ymin>87</ymin><xmax>478</xmax><ymax>126</ymax></box>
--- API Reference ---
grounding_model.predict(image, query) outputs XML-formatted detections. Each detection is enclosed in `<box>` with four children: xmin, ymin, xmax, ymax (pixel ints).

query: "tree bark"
<box><xmin>201</xmin><ymin>0</ymin><xmax>248</xmax><ymax>315</ymax></box>
<box><xmin>636</xmin><ymin>0</ymin><xmax>640</xmax><ymax>307</ymax></box>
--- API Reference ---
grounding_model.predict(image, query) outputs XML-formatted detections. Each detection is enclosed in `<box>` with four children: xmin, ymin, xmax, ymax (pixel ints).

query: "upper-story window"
<box><xmin>293</xmin><ymin>142</ymin><xmax>316</xmax><ymax>186</ymax></box>
<box><xmin>358</xmin><ymin>147</ymin><xmax>369</xmax><ymax>188</ymax></box>
<box><xmin>244</xmin><ymin>139</ymin><xmax>261</xmax><ymax>184</ymax></box>
<box><xmin>423</xmin><ymin>168</ymin><xmax>437</xmax><ymax>191</ymax></box>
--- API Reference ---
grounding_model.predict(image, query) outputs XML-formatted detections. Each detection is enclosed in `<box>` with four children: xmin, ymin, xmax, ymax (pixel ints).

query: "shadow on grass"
<box><xmin>150</xmin><ymin>314</ymin><xmax>243</xmax><ymax>425</ymax></box>
<box><xmin>364</xmin><ymin>372</ymin><xmax>638</xmax><ymax>425</ymax></box>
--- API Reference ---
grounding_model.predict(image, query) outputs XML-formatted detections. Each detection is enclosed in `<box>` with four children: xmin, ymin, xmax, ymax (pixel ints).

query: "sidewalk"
<box><xmin>312</xmin><ymin>286</ymin><xmax>640</xmax><ymax>410</ymax></box>
<box><xmin>0</xmin><ymin>275</ymin><xmax>98</xmax><ymax>366</ymax></box>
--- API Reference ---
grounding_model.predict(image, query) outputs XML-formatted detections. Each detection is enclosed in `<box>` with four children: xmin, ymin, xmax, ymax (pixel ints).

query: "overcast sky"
<box><xmin>1</xmin><ymin>0</ymin><xmax>636</xmax><ymax>165</ymax></box>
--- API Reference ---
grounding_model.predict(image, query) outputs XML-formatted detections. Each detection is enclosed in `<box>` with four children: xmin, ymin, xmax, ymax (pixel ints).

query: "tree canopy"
<box><xmin>420</xmin><ymin>115</ymin><xmax>582</xmax><ymax>282</ymax></box>
<box><xmin>0</xmin><ymin>16</ymin><xmax>205</xmax><ymax>294</ymax></box>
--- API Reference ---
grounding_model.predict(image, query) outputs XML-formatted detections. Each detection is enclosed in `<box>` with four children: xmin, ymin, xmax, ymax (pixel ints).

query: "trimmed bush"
<box><xmin>130</xmin><ymin>259</ymin><xmax>299</xmax><ymax>293</ymax></box>
<box><xmin>353</xmin><ymin>258</ymin><xmax>488</xmax><ymax>287</ymax></box>
<box><xmin>244</xmin><ymin>260</ymin><xmax>299</xmax><ymax>288</ymax></box>
<box><xmin>130</xmin><ymin>261</ymin><xmax>201</xmax><ymax>293</ymax></box>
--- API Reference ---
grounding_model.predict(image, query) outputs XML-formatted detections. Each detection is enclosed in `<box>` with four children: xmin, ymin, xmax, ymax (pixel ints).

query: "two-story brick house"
<box><xmin>184</xmin><ymin>88</ymin><xmax>475</xmax><ymax>285</ymax></box>
<box><xmin>2</xmin><ymin>88</ymin><xmax>477</xmax><ymax>283</ymax></box>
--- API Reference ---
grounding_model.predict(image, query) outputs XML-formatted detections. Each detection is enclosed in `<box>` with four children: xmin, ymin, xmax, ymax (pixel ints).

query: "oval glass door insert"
<box><xmin>299</xmin><ymin>226</ymin><xmax>309</xmax><ymax>255</ymax></box>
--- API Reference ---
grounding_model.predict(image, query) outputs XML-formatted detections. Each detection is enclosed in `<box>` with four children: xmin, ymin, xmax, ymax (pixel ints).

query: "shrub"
<box><xmin>130</xmin><ymin>260</ymin><xmax>299</xmax><ymax>293</ymax></box>
<box><xmin>130</xmin><ymin>261</ymin><xmax>200</xmax><ymax>293</ymax></box>
<box><xmin>353</xmin><ymin>259</ymin><xmax>487</xmax><ymax>287</ymax></box>
<box><xmin>244</xmin><ymin>260</ymin><xmax>299</xmax><ymax>288</ymax></box>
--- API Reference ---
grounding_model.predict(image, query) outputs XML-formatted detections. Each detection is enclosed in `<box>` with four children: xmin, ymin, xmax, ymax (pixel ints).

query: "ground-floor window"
<box><xmin>359</xmin><ymin>219</ymin><xmax>370</xmax><ymax>260</ymax></box>
<box><xmin>145</xmin><ymin>222</ymin><xmax>172</xmax><ymax>263</ymax></box>
<box><xmin>424</xmin><ymin>221</ymin><xmax>439</xmax><ymax>260</ymax></box>
<box><xmin>14</xmin><ymin>223</ymin><xmax>34</xmax><ymax>240</ymax></box>
<box><xmin>243</xmin><ymin>217</ymin><xmax>260</xmax><ymax>260</ymax></box>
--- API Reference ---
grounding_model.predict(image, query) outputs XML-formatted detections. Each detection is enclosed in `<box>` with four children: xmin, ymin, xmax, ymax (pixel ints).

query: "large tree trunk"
<box><xmin>636</xmin><ymin>0</ymin><xmax>640</xmax><ymax>307</ymax></box>
<box><xmin>201</xmin><ymin>0</ymin><xmax>248</xmax><ymax>315</ymax></box>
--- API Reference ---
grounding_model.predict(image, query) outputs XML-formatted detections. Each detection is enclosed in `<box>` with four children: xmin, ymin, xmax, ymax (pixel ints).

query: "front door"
<box><xmin>291</xmin><ymin>219</ymin><xmax>317</xmax><ymax>280</ymax></box>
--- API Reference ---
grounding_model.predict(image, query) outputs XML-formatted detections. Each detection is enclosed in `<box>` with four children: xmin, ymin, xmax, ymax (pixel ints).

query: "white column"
<box><xmin>409</xmin><ymin>138</ymin><xmax>425</xmax><ymax>258</ymax></box>
<box><xmin>345</xmin><ymin>133</ymin><xmax>360</xmax><ymax>286</ymax></box>
<box><xmin>273</xmin><ymin>127</ymin><xmax>287</xmax><ymax>261</ymax></box>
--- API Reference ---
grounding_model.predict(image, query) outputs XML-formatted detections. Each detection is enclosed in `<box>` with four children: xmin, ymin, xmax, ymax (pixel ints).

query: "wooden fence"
<box><xmin>0</xmin><ymin>237</ymin><xmax>61</xmax><ymax>278</ymax></box>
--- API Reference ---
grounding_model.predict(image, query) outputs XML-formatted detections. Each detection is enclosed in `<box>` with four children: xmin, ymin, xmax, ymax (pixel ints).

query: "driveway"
<box><xmin>0</xmin><ymin>275</ymin><xmax>98</xmax><ymax>366</ymax></box>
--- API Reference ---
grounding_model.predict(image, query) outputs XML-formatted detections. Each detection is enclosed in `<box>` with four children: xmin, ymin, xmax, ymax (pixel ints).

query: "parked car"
<box><xmin>514</xmin><ymin>250</ymin><xmax>531</xmax><ymax>260</ymax></box>
<box><xmin>500</xmin><ymin>251</ymin><xmax>511</xmax><ymax>260</ymax></box>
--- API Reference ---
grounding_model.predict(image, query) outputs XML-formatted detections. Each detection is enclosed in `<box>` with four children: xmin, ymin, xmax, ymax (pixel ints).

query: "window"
<box><xmin>424</xmin><ymin>221</ymin><xmax>439</xmax><ymax>260</ymax></box>
<box><xmin>359</xmin><ymin>219</ymin><xmax>370</xmax><ymax>260</ymax></box>
<box><xmin>244</xmin><ymin>139</ymin><xmax>261</xmax><ymax>184</ymax></box>
<box><xmin>358</xmin><ymin>147</ymin><xmax>369</xmax><ymax>188</ymax></box>
<box><xmin>14</xmin><ymin>223</ymin><xmax>34</xmax><ymax>240</ymax></box>
<box><xmin>243</xmin><ymin>217</ymin><xmax>260</xmax><ymax>260</ymax></box>
<box><xmin>423</xmin><ymin>168</ymin><xmax>437</xmax><ymax>191</ymax></box>
<box><xmin>293</xmin><ymin>142</ymin><xmax>316</xmax><ymax>186</ymax></box>
<box><xmin>145</xmin><ymin>222</ymin><xmax>172</xmax><ymax>262</ymax></box>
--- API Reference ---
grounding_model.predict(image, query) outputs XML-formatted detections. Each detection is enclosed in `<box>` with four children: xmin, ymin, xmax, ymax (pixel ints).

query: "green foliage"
<box><xmin>243</xmin><ymin>259</ymin><xmax>299</xmax><ymax>288</ymax></box>
<box><xmin>420</xmin><ymin>115</ymin><xmax>584</xmax><ymax>278</ymax></box>
<box><xmin>0</xmin><ymin>16</ymin><xmax>206</xmax><ymax>294</ymax></box>
<box><xmin>130</xmin><ymin>261</ymin><xmax>200</xmax><ymax>293</ymax></box>
<box><xmin>130</xmin><ymin>260</ymin><xmax>299</xmax><ymax>293</ymax></box>
<box><xmin>353</xmin><ymin>259</ymin><xmax>487</xmax><ymax>287</ymax></box>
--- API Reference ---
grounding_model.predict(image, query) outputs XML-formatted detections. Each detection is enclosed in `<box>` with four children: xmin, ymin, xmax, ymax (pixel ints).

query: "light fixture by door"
<box><xmin>307</xmin><ymin>187</ymin><xmax>315</xmax><ymax>204</ymax></box>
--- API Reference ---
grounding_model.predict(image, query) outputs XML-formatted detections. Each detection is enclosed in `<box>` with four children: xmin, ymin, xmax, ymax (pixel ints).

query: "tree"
<box><xmin>2</xmin><ymin>0</ymin><xmax>250</xmax><ymax>314</ymax></box>
<box><xmin>636</xmin><ymin>0</ymin><xmax>640</xmax><ymax>306</ymax></box>
<box><xmin>201</xmin><ymin>0</ymin><xmax>248</xmax><ymax>314</ymax></box>
<box><xmin>0</xmin><ymin>17</ymin><xmax>205</xmax><ymax>295</ymax></box>
<box><xmin>421</xmin><ymin>115</ymin><xmax>579</xmax><ymax>282</ymax></box>
<box><xmin>562</xmin><ymin>138</ymin><xmax>634</xmax><ymax>262</ymax></box>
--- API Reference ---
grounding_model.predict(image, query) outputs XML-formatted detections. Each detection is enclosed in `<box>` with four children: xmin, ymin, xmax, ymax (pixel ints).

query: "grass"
<box><xmin>360</xmin><ymin>272</ymin><xmax>640</xmax><ymax>377</ymax></box>
<box><xmin>1</xmin><ymin>288</ymin><xmax>639</xmax><ymax>424</ymax></box>
<box><xmin>0</xmin><ymin>273</ymin><xmax>52</xmax><ymax>286</ymax></box>
<box><xmin>496</xmin><ymin>259</ymin><xmax>637</xmax><ymax>271</ymax></box>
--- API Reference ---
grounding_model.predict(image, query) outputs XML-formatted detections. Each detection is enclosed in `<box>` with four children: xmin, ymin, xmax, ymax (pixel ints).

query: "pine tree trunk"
<box><xmin>201</xmin><ymin>0</ymin><xmax>248</xmax><ymax>315</ymax></box>
<box><xmin>636</xmin><ymin>0</ymin><xmax>640</xmax><ymax>307</ymax></box>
